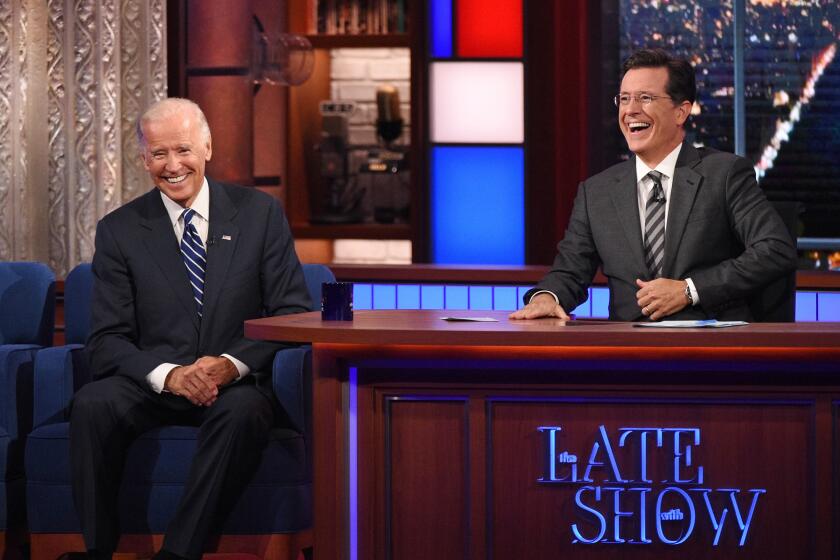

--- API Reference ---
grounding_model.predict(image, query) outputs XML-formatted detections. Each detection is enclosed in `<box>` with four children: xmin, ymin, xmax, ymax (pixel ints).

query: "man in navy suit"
<box><xmin>70</xmin><ymin>98</ymin><xmax>311</xmax><ymax>560</ymax></box>
<box><xmin>511</xmin><ymin>49</ymin><xmax>796</xmax><ymax>322</ymax></box>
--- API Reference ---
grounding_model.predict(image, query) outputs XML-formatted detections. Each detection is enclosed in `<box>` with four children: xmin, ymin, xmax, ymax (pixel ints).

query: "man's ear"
<box><xmin>675</xmin><ymin>100</ymin><xmax>691</xmax><ymax>126</ymax></box>
<box><xmin>205</xmin><ymin>139</ymin><xmax>212</xmax><ymax>162</ymax></box>
<box><xmin>139</xmin><ymin>151</ymin><xmax>151</xmax><ymax>171</ymax></box>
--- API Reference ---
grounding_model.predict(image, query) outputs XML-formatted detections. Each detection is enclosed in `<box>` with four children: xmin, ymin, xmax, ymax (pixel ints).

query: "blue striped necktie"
<box><xmin>643</xmin><ymin>170</ymin><xmax>666</xmax><ymax>278</ymax></box>
<box><xmin>180</xmin><ymin>208</ymin><xmax>206</xmax><ymax>317</ymax></box>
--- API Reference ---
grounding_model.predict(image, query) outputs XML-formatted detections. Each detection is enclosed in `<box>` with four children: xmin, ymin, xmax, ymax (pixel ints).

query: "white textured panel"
<box><xmin>431</xmin><ymin>62</ymin><xmax>524</xmax><ymax>143</ymax></box>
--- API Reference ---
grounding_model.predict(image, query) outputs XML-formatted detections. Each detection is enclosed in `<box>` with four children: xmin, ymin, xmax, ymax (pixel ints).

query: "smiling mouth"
<box><xmin>164</xmin><ymin>174</ymin><xmax>188</xmax><ymax>184</ymax></box>
<box><xmin>628</xmin><ymin>122</ymin><xmax>652</xmax><ymax>134</ymax></box>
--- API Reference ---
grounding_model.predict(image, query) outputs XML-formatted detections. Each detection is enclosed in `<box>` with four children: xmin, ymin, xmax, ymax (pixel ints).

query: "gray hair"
<box><xmin>136</xmin><ymin>97</ymin><xmax>212</xmax><ymax>148</ymax></box>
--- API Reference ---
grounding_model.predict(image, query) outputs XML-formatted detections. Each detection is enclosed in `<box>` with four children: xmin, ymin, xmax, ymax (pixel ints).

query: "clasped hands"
<box><xmin>164</xmin><ymin>356</ymin><xmax>239</xmax><ymax>407</ymax></box>
<box><xmin>508</xmin><ymin>278</ymin><xmax>690</xmax><ymax>321</ymax></box>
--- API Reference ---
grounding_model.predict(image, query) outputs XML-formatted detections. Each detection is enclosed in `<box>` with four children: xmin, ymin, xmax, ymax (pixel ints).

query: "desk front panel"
<box><xmin>337</xmin><ymin>356</ymin><xmax>839</xmax><ymax>560</ymax></box>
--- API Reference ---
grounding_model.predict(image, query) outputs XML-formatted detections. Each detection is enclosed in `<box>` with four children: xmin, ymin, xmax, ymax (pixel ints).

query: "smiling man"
<box><xmin>511</xmin><ymin>48</ymin><xmax>796</xmax><ymax>322</ymax></box>
<box><xmin>70</xmin><ymin>98</ymin><xmax>311</xmax><ymax>560</ymax></box>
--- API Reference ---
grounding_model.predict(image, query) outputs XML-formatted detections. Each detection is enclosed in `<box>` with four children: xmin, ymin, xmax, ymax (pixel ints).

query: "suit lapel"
<box><xmin>200</xmin><ymin>180</ymin><xmax>240</xmax><ymax>341</ymax></box>
<box><xmin>662</xmin><ymin>143</ymin><xmax>702</xmax><ymax>277</ymax></box>
<box><xmin>139</xmin><ymin>190</ymin><xmax>200</xmax><ymax>332</ymax></box>
<box><xmin>609</xmin><ymin>161</ymin><xmax>648</xmax><ymax>275</ymax></box>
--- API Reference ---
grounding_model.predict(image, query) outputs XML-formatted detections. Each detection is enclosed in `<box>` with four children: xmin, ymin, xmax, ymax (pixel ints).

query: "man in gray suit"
<box><xmin>511</xmin><ymin>49</ymin><xmax>796</xmax><ymax>322</ymax></box>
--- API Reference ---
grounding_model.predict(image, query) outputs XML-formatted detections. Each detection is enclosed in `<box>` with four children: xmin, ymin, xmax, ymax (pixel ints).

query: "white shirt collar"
<box><xmin>635</xmin><ymin>142</ymin><xmax>683</xmax><ymax>184</ymax></box>
<box><xmin>159</xmin><ymin>177</ymin><xmax>210</xmax><ymax>227</ymax></box>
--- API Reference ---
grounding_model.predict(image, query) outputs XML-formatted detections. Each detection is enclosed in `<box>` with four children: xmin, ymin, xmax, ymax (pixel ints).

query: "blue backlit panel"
<box><xmin>373</xmin><ymin>284</ymin><xmax>397</xmax><ymax>310</ymax></box>
<box><xmin>354</xmin><ymin>284</ymin><xmax>373</xmax><ymax>311</ymax></box>
<box><xmin>397</xmin><ymin>285</ymin><xmax>421</xmax><ymax>309</ymax></box>
<box><xmin>572</xmin><ymin>293</ymin><xmax>591</xmax><ymax>318</ymax></box>
<box><xmin>431</xmin><ymin>146</ymin><xmax>525</xmax><ymax>265</ymax></box>
<box><xmin>445</xmin><ymin>285</ymin><xmax>469</xmax><ymax>309</ymax></box>
<box><xmin>591</xmin><ymin>288</ymin><xmax>610</xmax><ymax>318</ymax></box>
<box><xmin>421</xmin><ymin>285</ymin><xmax>445</xmax><ymax>309</ymax></box>
<box><xmin>430</xmin><ymin>0</ymin><xmax>453</xmax><ymax>58</ymax></box>
<box><xmin>795</xmin><ymin>292</ymin><xmax>817</xmax><ymax>322</ymax></box>
<box><xmin>493</xmin><ymin>286</ymin><xmax>518</xmax><ymax>311</ymax></box>
<box><xmin>818</xmin><ymin>292</ymin><xmax>840</xmax><ymax>321</ymax></box>
<box><xmin>470</xmin><ymin>286</ymin><xmax>493</xmax><ymax>310</ymax></box>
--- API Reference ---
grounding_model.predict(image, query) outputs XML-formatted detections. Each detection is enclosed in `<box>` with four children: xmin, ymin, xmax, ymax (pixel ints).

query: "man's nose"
<box><xmin>164</xmin><ymin>153</ymin><xmax>180</xmax><ymax>171</ymax></box>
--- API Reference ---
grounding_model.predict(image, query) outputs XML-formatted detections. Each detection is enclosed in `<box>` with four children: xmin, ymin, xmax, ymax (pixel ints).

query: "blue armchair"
<box><xmin>26</xmin><ymin>263</ymin><xmax>332</xmax><ymax>560</ymax></box>
<box><xmin>0</xmin><ymin>261</ymin><xmax>55</xmax><ymax>556</ymax></box>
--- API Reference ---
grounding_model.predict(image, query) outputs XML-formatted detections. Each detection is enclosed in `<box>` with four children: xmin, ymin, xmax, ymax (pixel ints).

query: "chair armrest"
<box><xmin>33</xmin><ymin>344</ymin><xmax>87</xmax><ymax>428</ymax></box>
<box><xmin>0</xmin><ymin>344</ymin><xmax>38</xmax><ymax>439</ymax></box>
<box><xmin>271</xmin><ymin>346</ymin><xmax>312</xmax><ymax>436</ymax></box>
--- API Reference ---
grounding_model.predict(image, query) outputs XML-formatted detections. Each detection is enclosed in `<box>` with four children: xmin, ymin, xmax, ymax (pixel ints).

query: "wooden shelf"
<box><xmin>306</xmin><ymin>33</ymin><xmax>409</xmax><ymax>49</ymax></box>
<box><xmin>291</xmin><ymin>222</ymin><xmax>412</xmax><ymax>240</ymax></box>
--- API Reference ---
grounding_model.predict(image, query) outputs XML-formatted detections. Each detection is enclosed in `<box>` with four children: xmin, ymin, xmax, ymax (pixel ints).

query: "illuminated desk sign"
<box><xmin>537</xmin><ymin>426</ymin><xmax>766</xmax><ymax>547</ymax></box>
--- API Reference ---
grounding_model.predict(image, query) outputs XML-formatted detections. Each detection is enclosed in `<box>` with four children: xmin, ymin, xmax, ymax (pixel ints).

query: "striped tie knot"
<box><xmin>643</xmin><ymin>171</ymin><xmax>666</xmax><ymax>278</ymax></box>
<box><xmin>180</xmin><ymin>208</ymin><xmax>206</xmax><ymax>317</ymax></box>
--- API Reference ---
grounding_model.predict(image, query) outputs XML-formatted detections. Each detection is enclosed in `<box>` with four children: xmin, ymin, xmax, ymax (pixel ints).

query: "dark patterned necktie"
<box><xmin>180</xmin><ymin>208</ymin><xmax>206</xmax><ymax>317</ymax></box>
<box><xmin>643</xmin><ymin>170</ymin><xmax>666</xmax><ymax>278</ymax></box>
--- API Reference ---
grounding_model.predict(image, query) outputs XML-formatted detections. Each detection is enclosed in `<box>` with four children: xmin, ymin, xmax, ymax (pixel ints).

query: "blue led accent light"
<box><xmin>353</xmin><ymin>284</ymin><xmax>373</xmax><ymax>310</ymax></box>
<box><xmin>470</xmin><ymin>286</ymin><xmax>493</xmax><ymax>310</ymax></box>
<box><xmin>373</xmin><ymin>284</ymin><xmax>397</xmax><ymax>310</ymax></box>
<box><xmin>445</xmin><ymin>285</ymin><xmax>469</xmax><ymax>309</ymax></box>
<box><xmin>431</xmin><ymin>146</ymin><xmax>525</xmax><ymax>265</ymax></box>
<box><xmin>397</xmin><ymin>285</ymin><xmax>421</xmax><ymax>309</ymax></box>
<box><xmin>493</xmin><ymin>286</ymin><xmax>518</xmax><ymax>310</ymax></box>
<box><xmin>430</xmin><ymin>0</ymin><xmax>453</xmax><ymax>58</ymax></box>
<box><xmin>591</xmin><ymin>288</ymin><xmax>610</xmax><ymax>318</ymax></box>
<box><xmin>348</xmin><ymin>366</ymin><xmax>358</xmax><ymax>560</ymax></box>
<box><xmin>421</xmin><ymin>285</ymin><xmax>445</xmax><ymax>309</ymax></box>
<box><xmin>795</xmin><ymin>292</ymin><xmax>817</xmax><ymax>322</ymax></box>
<box><xmin>818</xmin><ymin>292</ymin><xmax>840</xmax><ymax>321</ymax></box>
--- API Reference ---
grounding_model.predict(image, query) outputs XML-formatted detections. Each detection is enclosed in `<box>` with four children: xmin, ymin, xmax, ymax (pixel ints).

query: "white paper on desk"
<box><xmin>441</xmin><ymin>316</ymin><xmax>499</xmax><ymax>322</ymax></box>
<box><xmin>635</xmin><ymin>320</ymin><xmax>748</xmax><ymax>328</ymax></box>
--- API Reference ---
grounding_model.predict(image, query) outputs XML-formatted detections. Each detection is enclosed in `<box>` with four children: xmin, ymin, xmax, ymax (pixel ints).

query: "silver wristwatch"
<box><xmin>684</xmin><ymin>282</ymin><xmax>694</xmax><ymax>306</ymax></box>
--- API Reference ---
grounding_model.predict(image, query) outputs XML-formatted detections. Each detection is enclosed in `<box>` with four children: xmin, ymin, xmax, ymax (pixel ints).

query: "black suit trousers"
<box><xmin>69</xmin><ymin>375</ymin><xmax>277</xmax><ymax>559</ymax></box>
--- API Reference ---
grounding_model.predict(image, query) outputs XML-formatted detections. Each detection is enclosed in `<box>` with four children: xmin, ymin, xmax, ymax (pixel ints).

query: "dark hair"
<box><xmin>621</xmin><ymin>49</ymin><xmax>696</xmax><ymax>105</ymax></box>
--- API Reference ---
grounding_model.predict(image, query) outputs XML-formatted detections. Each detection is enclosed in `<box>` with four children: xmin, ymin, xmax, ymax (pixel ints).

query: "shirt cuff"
<box><xmin>222</xmin><ymin>353</ymin><xmax>250</xmax><ymax>379</ymax></box>
<box><xmin>685</xmin><ymin>278</ymin><xmax>700</xmax><ymax>306</ymax></box>
<box><xmin>529</xmin><ymin>290</ymin><xmax>560</xmax><ymax>306</ymax></box>
<box><xmin>146</xmin><ymin>363</ymin><xmax>179</xmax><ymax>394</ymax></box>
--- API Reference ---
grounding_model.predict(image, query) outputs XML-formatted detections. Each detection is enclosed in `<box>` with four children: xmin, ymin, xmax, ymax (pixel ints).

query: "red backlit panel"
<box><xmin>456</xmin><ymin>0</ymin><xmax>523</xmax><ymax>58</ymax></box>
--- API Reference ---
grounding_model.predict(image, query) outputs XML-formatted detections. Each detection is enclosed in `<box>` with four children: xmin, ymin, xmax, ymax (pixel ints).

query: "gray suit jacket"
<box><xmin>87</xmin><ymin>179</ymin><xmax>312</xmax><ymax>390</ymax></box>
<box><xmin>526</xmin><ymin>143</ymin><xmax>797</xmax><ymax>321</ymax></box>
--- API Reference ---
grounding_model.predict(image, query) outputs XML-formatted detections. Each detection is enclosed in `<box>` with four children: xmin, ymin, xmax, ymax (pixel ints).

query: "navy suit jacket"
<box><xmin>86</xmin><ymin>179</ymin><xmax>311</xmax><ymax>390</ymax></box>
<box><xmin>526</xmin><ymin>143</ymin><xmax>797</xmax><ymax>321</ymax></box>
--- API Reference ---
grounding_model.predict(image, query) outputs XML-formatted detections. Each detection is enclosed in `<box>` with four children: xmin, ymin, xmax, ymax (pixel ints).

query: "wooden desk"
<box><xmin>246</xmin><ymin>311</ymin><xmax>840</xmax><ymax>560</ymax></box>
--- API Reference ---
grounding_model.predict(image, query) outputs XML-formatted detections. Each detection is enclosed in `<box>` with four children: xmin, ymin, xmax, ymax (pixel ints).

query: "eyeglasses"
<box><xmin>614</xmin><ymin>93</ymin><xmax>672</xmax><ymax>106</ymax></box>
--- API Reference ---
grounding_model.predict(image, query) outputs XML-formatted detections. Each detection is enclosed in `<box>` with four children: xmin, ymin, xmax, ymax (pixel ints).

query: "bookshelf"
<box><xmin>285</xmin><ymin>0</ymin><xmax>422</xmax><ymax>247</ymax></box>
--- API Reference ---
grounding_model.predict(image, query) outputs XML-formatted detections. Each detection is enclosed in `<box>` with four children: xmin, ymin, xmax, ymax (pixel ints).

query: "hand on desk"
<box><xmin>164</xmin><ymin>356</ymin><xmax>238</xmax><ymax>406</ymax></box>
<box><xmin>509</xmin><ymin>292</ymin><xmax>570</xmax><ymax>321</ymax></box>
<box><xmin>636</xmin><ymin>278</ymin><xmax>689</xmax><ymax>321</ymax></box>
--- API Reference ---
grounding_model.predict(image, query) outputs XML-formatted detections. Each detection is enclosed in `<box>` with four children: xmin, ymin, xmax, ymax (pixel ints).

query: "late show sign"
<box><xmin>538</xmin><ymin>426</ymin><xmax>765</xmax><ymax>546</ymax></box>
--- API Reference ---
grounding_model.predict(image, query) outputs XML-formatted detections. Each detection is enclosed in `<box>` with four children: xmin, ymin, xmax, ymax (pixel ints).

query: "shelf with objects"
<box><xmin>285</xmin><ymin>0</ymin><xmax>421</xmax><ymax>249</ymax></box>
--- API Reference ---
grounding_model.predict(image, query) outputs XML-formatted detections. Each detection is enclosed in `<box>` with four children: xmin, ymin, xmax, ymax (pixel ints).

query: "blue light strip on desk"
<box><xmin>348</xmin><ymin>366</ymin><xmax>358</xmax><ymax>560</ymax></box>
<box><xmin>351</xmin><ymin>283</ymin><xmax>840</xmax><ymax>321</ymax></box>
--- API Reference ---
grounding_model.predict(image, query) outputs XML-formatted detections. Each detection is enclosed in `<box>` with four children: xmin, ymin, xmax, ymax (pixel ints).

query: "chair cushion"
<box><xmin>0</xmin><ymin>262</ymin><xmax>55</xmax><ymax>346</ymax></box>
<box><xmin>26</xmin><ymin>422</ymin><xmax>311</xmax><ymax>533</ymax></box>
<box><xmin>0</xmin><ymin>430</ymin><xmax>7</xmax><ymax>529</ymax></box>
<box><xmin>0</xmin><ymin>345</ymin><xmax>36</xmax><ymax>474</ymax></box>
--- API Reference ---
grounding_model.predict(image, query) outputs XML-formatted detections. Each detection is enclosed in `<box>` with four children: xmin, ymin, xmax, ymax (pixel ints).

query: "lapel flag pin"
<box><xmin>222</xmin><ymin>235</ymin><xmax>232</xmax><ymax>241</ymax></box>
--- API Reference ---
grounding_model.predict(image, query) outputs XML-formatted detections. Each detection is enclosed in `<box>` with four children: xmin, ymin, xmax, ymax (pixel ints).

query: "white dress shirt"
<box><xmin>634</xmin><ymin>143</ymin><xmax>699</xmax><ymax>304</ymax></box>
<box><xmin>145</xmin><ymin>178</ymin><xmax>250</xmax><ymax>394</ymax></box>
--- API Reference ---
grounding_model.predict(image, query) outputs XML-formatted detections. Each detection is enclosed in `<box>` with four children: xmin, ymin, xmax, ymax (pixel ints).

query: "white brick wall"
<box><xmin>327</xmin><ymin>48</ymin><xmax>413</xmax><ymax>264</ymax></box>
